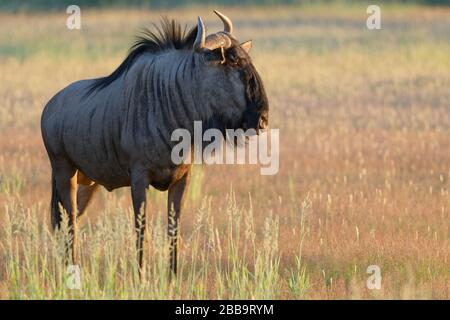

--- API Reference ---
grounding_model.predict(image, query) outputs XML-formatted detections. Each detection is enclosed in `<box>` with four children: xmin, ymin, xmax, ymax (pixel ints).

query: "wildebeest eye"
<box><xmin>225</xmin><ymin>53</ymin><xmax>242</xmax><ymax>68</ymax></box>
<box><xmin>228</xmin><ymin>60</ymin><xmax>240</xmax><ymax>67</ymax></box>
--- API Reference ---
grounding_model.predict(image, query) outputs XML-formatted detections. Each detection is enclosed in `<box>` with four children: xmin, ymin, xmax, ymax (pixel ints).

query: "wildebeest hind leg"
<box><xmin>77</xmin><ymin>184</ymin><xmax>99</xmax><ymax>218</ymax></box>
<box><xmin>51</xmin><ymin>158</ymin><xmax>78</xmax><ymax>265</ymax></box>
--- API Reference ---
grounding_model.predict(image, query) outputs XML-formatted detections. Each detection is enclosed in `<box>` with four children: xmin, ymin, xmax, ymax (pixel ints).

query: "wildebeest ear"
<box><xmin>240</xmin><ymin>40</ymin><xmax>252</xmax><ymax>53</ymax></box>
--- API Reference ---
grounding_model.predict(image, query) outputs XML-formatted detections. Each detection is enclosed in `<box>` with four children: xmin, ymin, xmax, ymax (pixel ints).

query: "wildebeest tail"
<box><xmin>50</xmin><ymin>172</ymin><xmax>63</xmax><ymax>230</ymax></box>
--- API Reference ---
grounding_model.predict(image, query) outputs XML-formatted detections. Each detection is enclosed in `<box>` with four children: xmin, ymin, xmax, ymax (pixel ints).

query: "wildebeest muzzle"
<box><xmin>242</xmin><ymin>110</ymin><xmax>268</xmax><ymax>135</ymax></box>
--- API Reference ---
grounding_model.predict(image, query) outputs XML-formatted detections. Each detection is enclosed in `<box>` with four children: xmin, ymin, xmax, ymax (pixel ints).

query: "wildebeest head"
<box><xmin>194</xmin><ymin>11</ymin><xmax>269</xmax><ymax>136</ymax></box>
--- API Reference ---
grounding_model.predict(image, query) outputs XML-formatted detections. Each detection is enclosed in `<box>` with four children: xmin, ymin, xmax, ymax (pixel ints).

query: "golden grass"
<box><xmin>0</xmin><ymin>4</ymin><xmax>449</xmax><ymax>299</ymax></box>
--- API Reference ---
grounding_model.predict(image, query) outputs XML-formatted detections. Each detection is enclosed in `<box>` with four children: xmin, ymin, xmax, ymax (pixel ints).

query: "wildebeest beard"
<box><xmin>200</xmin><ymin>113</ymin><xmax>243</xmax><ymax>148</ymax></box>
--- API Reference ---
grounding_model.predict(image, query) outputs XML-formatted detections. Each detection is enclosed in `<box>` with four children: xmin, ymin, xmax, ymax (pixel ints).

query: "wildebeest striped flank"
<box><xmin>41</xmin><ymin>11</ymin><xmax>269</xmax><ymax>276</ymax></box>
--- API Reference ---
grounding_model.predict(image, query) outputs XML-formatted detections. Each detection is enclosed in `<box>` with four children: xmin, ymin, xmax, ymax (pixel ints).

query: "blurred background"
<box><xmin>1</xmin><ymin>0</ymin><xmax>450</xmax><ymax>11</ymax></box>
<box><xmin>0</xmin><ymin>0</ymin><xmax>449</xmax><ymax>299</ymax></box>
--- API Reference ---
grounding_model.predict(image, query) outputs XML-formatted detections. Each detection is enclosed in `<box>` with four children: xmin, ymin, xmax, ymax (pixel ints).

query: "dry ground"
<box><xmin>0</xmin><ymin>3</ymin><xmax>449</xmax><ymax>299</ymax></box>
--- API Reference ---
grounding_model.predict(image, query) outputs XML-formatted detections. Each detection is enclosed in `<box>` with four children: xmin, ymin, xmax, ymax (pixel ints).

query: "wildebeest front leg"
<box><xmin>168</xmin><ymin>170</ymin><xmax>191</xmax><ymax>276</ymax></box>
<box><xmin>130</xmin><ymin>167</ymin><xmax>150</xmax><ymax>278</ymax></box>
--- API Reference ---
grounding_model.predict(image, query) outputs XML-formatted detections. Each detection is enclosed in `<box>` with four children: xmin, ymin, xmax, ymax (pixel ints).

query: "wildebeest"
<box><xmin>41</xmin><ymin>11</ymin><xmax>269</xmax><ymax>276</ymax></box>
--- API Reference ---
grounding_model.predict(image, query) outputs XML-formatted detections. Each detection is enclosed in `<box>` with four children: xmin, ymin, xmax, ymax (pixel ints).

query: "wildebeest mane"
<box><xmin>86</xmin><ymin>18</ymin><xmax>197</xmax><ymax>96</ymax></box>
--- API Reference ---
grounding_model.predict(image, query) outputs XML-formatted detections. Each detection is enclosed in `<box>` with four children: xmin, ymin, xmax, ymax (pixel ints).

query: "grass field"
<box><xmin>0</xmin><ymin>3</ymin><xmax>449</xmax><ymax>299</ymax></box>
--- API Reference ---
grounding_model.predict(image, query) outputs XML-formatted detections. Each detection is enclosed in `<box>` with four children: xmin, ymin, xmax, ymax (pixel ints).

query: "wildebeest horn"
<box><xmin>214</xmin><ymin>10</ymin><xmax>233</xmax><ymax>34</ymax></box>
<box><xmin>194</xmin><ymin>16</ymin><xmax>205</xmax><ymax>52</ymax></box>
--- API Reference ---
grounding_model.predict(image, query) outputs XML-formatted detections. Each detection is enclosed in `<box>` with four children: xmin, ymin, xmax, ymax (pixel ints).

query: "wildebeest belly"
<box><xmin>72</xmin><ymin>151</ymin><xmax>190</xmax><ymax>192</ymax></box>
<box><xmin>63</xmin><ymin>130</ymin><xmax>131</xmax><ymax>191</ymax></box>
<box><xmin>73</xmin><ymin>160</ymin><xmax>130</xmax><ymax>191</ymax></box>
<box><xmin>149</xmin><ymin>164</ymin><xmax>191</xmax><ymax>191</ymax></box>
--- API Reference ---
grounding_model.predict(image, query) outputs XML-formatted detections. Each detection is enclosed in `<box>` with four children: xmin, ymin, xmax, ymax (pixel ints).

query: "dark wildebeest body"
<box><xmin>43</xmin><ymin>53</ymin><xmax>200</xmax><ymax>191</ymax></box>
<box><xmin>41</xmin><ymin>11</ymin><xmax>269</xmax><ymax>276</ymax></box>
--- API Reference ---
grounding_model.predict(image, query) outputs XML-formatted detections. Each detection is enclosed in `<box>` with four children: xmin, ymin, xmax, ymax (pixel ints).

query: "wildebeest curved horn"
<box><xmin>214</xmin><ymin>10</ymin><xmax>233</xmax><ymax>34</ymax></box>
<box><xmin>194</xmin><ymin>16</ymin><xmax>206</xmax><ymax>52</ymax></box>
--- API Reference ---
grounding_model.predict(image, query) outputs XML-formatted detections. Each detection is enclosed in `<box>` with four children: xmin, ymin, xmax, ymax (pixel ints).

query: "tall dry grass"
<box><xmin>2</xmin><ymin>190</ymin><xmax>311</xmax><ymax>299</ymax></box>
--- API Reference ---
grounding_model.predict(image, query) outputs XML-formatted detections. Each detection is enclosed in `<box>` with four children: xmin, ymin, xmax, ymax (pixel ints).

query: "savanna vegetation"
<box><xmin>0</xmin><ymin>3</ymin><xmax>449</xmax><ymax>299</ymax></box>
